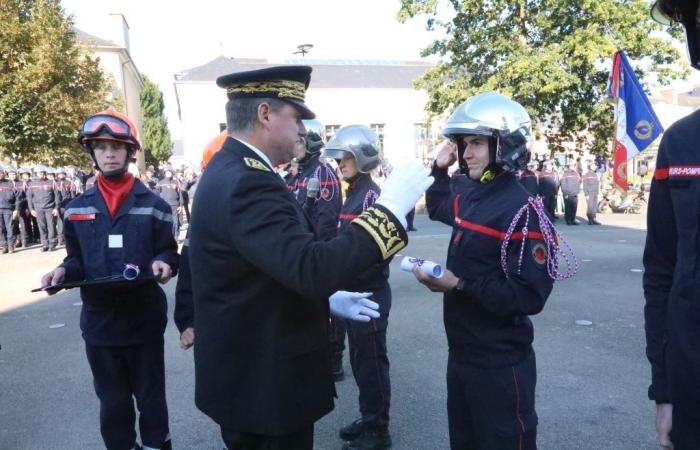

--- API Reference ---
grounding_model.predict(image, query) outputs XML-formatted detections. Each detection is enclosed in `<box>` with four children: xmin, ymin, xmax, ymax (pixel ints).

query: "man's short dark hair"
<box><xmin>226</xmin><ymin>98</ymin><xmax>286</xmax><ymax>133</ymax></box>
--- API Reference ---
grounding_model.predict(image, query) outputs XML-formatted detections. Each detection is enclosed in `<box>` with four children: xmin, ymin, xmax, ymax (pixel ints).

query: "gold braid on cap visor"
<box><xmin>226</xmin><ymin>80</ymin><xmax>306</xmax><ymax>101</ymax></box>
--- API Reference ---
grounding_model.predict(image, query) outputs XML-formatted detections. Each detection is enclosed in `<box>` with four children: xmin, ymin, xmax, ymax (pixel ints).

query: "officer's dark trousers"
<box><xmin>345</xmin><ymin>284</ymin><xmax>391</xmax><ymax>431</ymax></box>
<box><xmin>329</xmin><ymin>315</ymin><xmax>346</xmax><ymax>368</ymax></box>
<box><xmin>543</xmin><ymin>194</ymin><xmax>556</xmax><ymax>220</ymax></box>
<box><xmin>221</xmin><ymin>424</ymin><xmax>313</xmax><ymax>450</ymax></box>
<box><xmin>85</xmin><ymin>339</ymin><xmax>169</xmax><ymax>450</ymax></box>
<box><xmin>667</xmin><ymin>301</ymin><xmax>700</xmax><ymax>450</ymax></box>
<box><xmin>35</xmin><ymin>208</ymin><xmax>56</xmax><ymax>248</ymax></box>
<box><xmin>447</xmin><ymin>350</ymin><xmax>537</xmax><ymax>450</ymax></box>
<box><xmin>169</xmin><ymin>205</ymin><xmax>179</xmax><ymax>237</ymax></box>
<box><xmin>55</xmin><ymin>212</ymin><xmax>64</xmax><ymax>244</ymax></box>
<box><xmin>406</xmin><ymin>207</ymin><xmax>416</xmax><ymax>230</ymax></box>
<box><xmin>0</xmin><ymin>209</ymin><xmax>14</xmax><ymax>248</ymax></box>
<box><xmin>563</xmin><ymin>195</ymin><xmax>578</xmax><ymax>224</ymax></box>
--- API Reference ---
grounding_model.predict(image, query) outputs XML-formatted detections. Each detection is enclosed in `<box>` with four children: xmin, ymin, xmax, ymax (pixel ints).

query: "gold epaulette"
<box><xmin>352</xmin><ymin>206</ymin><xmax>406</xmax><ymax>260</ymax></box>
<box><xmin>244</xmin><ymin>157</ymin><xmax>271</xmax><ymax>172</ymax></box>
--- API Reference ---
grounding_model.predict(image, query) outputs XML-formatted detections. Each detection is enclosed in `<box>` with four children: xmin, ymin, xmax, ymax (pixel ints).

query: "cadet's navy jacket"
<box><xmin>537</xmin><ymin>170</ymin><xmax>559</xmax><ymax>197</ymax></box>
<box><xmin>517</xmin><ymin>169</ymin><xmax>539</xmax><ymax>196</ymax></box>
<box><xmin>28</xmin><ymin>179</ymin><xmax>59</xmax><ymax>210</ymax></box>
<box><xmin>338</xmin><ymin>174</ymin><xmax>390</xmax><ymax>291</ymax></box>
<box><xmin>156</xmin><ymin>178</ymin><xmax>183</xmax><ymax>207</ymax></box>
<box><xmin>560</xmin><ymin>170</ymin><xmax>581</xmax><ymax>196</ymax></box>
<box><xmin>287</xmin><ymin>153</ymin><xmax>341</xmax><ymax>241</ymax></box>
<box><xmin>60</xmin><ymin>179</ymin><xmax>179</xmax><ymax>346</ymax></box>
<box><xmin>643</xmin><ymin>109</ymin><xmax>700</xmax><ymax>404</ymax></box>
<box><xmin>55</xmin><ymin>179</ymin><xmax>75</xmax><ymax>208</ymax></box>
<box><xmin>190</xmin><ymin>137</ymin><xmax>407</xmax><ymax>435</ymax></box>
<box><xmin>0</xmin><ymin>179</ymin><xmax>18</xmax><ymax>210</ymax></box>
<box><xmin>427</xmin><ymin>164</ymin><xmax>554</xmax><ymax>368</ymax></box>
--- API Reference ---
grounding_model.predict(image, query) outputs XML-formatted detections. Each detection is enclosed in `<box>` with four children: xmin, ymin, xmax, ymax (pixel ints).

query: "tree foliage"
<box><xmin>0</xmin><ymin>0</ymin><xmax>109</xmax><ymax>166</ymax></box>
<box><xmin>140</xmin><ymin>75</ymin><xmax>172</xmax><ymax>165</ymax></box>
<box><xmin>398</xmin><ymin>0</ymin><xmax>688</xmax><ymax>154</ymax></box>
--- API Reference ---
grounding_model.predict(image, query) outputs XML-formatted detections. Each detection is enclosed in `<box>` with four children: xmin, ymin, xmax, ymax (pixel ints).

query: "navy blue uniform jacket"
<box><xmin>60</xmin><ymin>180</ymin><xmax>179</xmax><ymax>346</ymax></box>
<box><xmin>427</xmin><ymin>165</ymin><xmax>554</xmax><ymax>368</ymax></box>
<box><xmin>190</xmin><ymin>137</ymin><xmax>407</xmax><ymax>435</ymax></box>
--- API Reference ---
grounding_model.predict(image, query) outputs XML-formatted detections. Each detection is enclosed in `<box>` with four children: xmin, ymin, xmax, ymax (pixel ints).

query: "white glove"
<box><xmin>329</xmin><ymin>291</ymin><xmax>380</xmax><ymax>322</ymax></box>
<box><xmin>376</xmin><ymin>161</ymin><xmax>434</xmax><ymax>228</ymax></box>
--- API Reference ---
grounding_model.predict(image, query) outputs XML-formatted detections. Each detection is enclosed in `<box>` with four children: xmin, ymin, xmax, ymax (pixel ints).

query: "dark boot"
<box><xmin>587</xmin><ymin>214</ymin><xmax>594</xmax><ymax>225</ymax></box>
<box><xmin>343</xmin><ymin>429</ymin><xmax>392</xmax><ymax>450</ymax></box>
<box><xmin>340</xmin><ymin>418</ymin><xmax>367</xmax><ymax>441</ymax></box>
<box><xmin>591</xmin><ymin>215</ymin><xmax>601</xmax><ymax>225</ymax></box>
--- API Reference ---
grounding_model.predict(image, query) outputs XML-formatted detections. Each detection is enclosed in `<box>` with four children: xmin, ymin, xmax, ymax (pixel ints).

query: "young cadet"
<box><xmin>39</xmin><ymin>106</ymin><xmax>178</xmax><ymax>450</ymax></box>
<box><xmin>322</xmin><ymin>125</ymin><xmax>393</xmax><ymax>450</ymax></box>
<box><xmin>560</xmin><ymin>160</ymin><xmax>582</xmax><ymax>225</ymax></box>
<box><xmin>413</xmin><ymin>92</ymin><xmax>573</xmax><ymax>450</ymax></box>
<box><xmin>0</xmin><ymin>166</ymin><xmax>19</xmax><ymax>253</ymax></box>
<box><xmin>28</xmin><ymin>164</ymin><xmax>60</xmax><ymax>251</ymax></box>
<box><xmin>646</xmin><ymin>2</ymin><xmax>700</xmax><ymax>448</ymax></box>
<box><xmin>190</xmin><ymin>65</ymin><xmax>433</xmax><ymax>450</ymax></box>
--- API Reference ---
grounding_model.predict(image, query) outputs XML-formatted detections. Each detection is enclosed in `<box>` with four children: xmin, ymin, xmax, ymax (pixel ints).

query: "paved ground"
<box><xmin>0</xmin><ymin>210</ymin><xmax>658</xmax><ymax>449</ymax></box>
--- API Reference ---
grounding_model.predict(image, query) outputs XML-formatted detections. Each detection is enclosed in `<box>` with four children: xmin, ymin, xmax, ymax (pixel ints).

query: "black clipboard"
<box><xmin>32</xmin><ymin>275</ymin><xmax>157</xmax><ymax>293</ymax></box>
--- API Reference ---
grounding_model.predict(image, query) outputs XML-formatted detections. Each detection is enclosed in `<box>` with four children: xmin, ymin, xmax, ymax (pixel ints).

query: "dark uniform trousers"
<box><xmin>15</xmin><ymin>207</ymin><xmax>32</xmax><ymax>244</ymax></box>
<box><xmin>221</xmin><ymin>424</ymin><xmax>314</xmax><ymax>450</ymax></box>
<box><xmin>345</xmin><ymin>284</ymin><xmax>392</xmax><ymax>430</ymax></box>
<box><xmin>0</xmin><ymin>209</ymin><xmax>14</xmax><ymax>248</ymax></box>
<box><xmin>36</xmin><ymin>208</ymin><xmax>57</xmax><ymax>248</ymax></box>
<box><xmin>447</xmin><ymin>351</ymin><xmax>537</xmax><ymax>450</ymax></box>
<box><xmin>85</xmin><ymin>338</ymin><xmax>168</xmax><ymax>450</ymax></box>
<box><xmin>563</xmin><ymin>195</ymin><xmax>578</xmax><ymax>224</ymax></box>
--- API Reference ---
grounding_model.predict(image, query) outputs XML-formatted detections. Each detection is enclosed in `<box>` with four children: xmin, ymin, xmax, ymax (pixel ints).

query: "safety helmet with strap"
<box><xmin>78</xmin><ymin>106</ymin><xmax>141</xmax><ymax>177</ymax></box>
<box><xmin>321</xmin><ymin>125</ymin><xmax>381</xmax><ymax>174</ymax></box>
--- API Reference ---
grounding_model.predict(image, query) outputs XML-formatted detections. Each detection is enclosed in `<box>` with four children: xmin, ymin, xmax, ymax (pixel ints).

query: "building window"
<box><xmin>325</xmin><ymin>124</ymin><xmax>341</xmax><ymax>141</ymax></box>
<box><xmin>414</xmin><ymin>123</ymin><xmax>431</xmax><ymax>161</ymax></box>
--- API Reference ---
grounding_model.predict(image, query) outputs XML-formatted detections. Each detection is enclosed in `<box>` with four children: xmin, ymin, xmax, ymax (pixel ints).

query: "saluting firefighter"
<box><xmin>560</xmin><ymin>160</ymin><xmax>582</xmax><ymax>225</ymax></box>
<box><xmin>413</xmin><ymin>92</ymin><xmax>574</xmax><ymax>450</ymax></box>
<box><xmin>322</xmin><ymin>125</ymin><xmax>394</xmax><ymax>450</ymax></box>
<box><xmin>189</xmin><ymin>65</ymin><xmax>433</xmax><ymax>450</ymax></box>
<box><xmin>39</xmin><ymin>106</ymin><xmax>178</xmax><ymax>450</ymax></box>
<box><xmin>581</xmin><ymin>161</ymin><xmax>601</xmax><ymax>225</ymax></box>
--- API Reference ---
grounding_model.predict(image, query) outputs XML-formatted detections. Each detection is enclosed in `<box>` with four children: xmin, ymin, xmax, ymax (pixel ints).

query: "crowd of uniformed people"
<box><xmin>15</xmin><ymin>1</ymin><xmax>700</xmax><ymax>448</ymax></box>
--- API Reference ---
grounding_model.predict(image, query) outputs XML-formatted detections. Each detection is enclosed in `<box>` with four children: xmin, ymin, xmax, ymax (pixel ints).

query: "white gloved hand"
<box><xmin>329</xmin><ymin>291</ymin><xmax>380</xmax><ymax>322</ymax></box>
<box><xmin>376</xmin><ymin>161</ymin><xmax>434</xmax><ymax>229</ymax></box>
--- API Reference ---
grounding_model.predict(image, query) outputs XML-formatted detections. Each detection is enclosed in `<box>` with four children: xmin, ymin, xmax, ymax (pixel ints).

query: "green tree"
<box><xmin>398</xmin><ymin>0</ymin><xmax>687</xmax><ymax>155</ymax></box>
<box><xmin>140</xmin><ymin>75</ymin><xmax>172</xmax><ymax>165</ymax></box>
<box><xmin>0</xmin><ymin>0</ymin><xmax>109</xmax><ymax>166</ymax></box>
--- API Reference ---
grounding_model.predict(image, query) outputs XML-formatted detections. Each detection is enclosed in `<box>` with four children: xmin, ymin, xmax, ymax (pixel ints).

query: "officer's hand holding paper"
<box><xmin>329</xmin><ymin>291</ymin><xmax>380</xmax><ymax>322</ymax></box>
<box><xmin>376</xmin><ymin>161</ymin><xmax>434</xmax><ymax>228</ymax></box>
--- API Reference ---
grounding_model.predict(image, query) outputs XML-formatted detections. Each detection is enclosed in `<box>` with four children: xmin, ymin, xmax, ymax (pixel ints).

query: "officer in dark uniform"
<box><xmin>581</xmin><ymin>161</ymin><xmax>601</xmax><ymax>225</ymax></box>
<box><xmin>286</xmin><ymin>118</ymin><xmax>346</xmax><ymax>379</ymax></box>
<box><xmin>537</xmin><ymin>159</ymin><xmax>559</xmax><ymax>220</ymax></box>
<box><xmin>518</xmin><ymin>160</ymin><xmax>539</xmax><ymax>195</ymax></box>
<box><xmin>322</xmin><ymin>125</ymin><xmax>393</xmax><ymax>450</ymax></box>
<box><xmin>560</xmin><ymin>160</ymin><xmax>582</xmax><ymax>225</ymax></box>
<box><xmin>40</xmin><ymin>106</ymin><xmax>178</xmax><ymax>450</ymax></box>
<box><xmin>190</xmin><ymin>65</ymin><xmax>433</xmax><ymax>450</ymax></box>
<box><xmin>27</xmin><ymin>164</ymin><xmax>59</xmax><ymax>251</ymax></box>
<box><xmin>645</xmin><ymin>2</ymin><xmax>700</xmax><ymax>448</ymax></box>
<box><xmin>0</xmin><ymin>166</ymin><xmax>19</xmax><ymax>253</ymax></box>
<box><xmin>156</xmin><ymin>166</ymin><xmax>183</xmax><ymax>237</ymax></box>
<box><xmin>413</xmin><ymin>92</ymin><xmax>568</xmax><ymax>450</ymax></box>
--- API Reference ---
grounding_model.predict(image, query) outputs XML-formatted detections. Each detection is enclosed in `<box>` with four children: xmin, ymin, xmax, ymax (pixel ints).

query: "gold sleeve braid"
<box><xmin>352</xmin><ymin>207</ymin><xmax>407</xmax><ymax>260</ymax></box>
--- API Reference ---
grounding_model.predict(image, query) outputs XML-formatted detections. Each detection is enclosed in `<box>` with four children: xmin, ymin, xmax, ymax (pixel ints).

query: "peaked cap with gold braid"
<box><xmin>216</xmin><ymin>65</ymin><xmax>316</xmax><ymax>119</ymax></box>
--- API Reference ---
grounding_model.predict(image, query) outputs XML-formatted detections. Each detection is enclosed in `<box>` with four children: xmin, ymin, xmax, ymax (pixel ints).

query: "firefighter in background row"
<box><xmin>28</xmin><ymin>164</ymin><xmax>59</xmax><ymax>251</ymax></box>
<box><xmin>6</xmin><ymin>167</ymin><xmax>25</xmax><ymax>249</ymax></box>
<box><xmin>518</xmin><ymin>159</ymin><xmax>539</xmax><ymax>196</ymax></box>
<box><xmin>537</xmin><ymin>159</ymin><xmax>559</xmax><ymax>220</ymax></box>
<box><xmin>17</xmin><ymin>167</ymin><xmax>37</xmax><ymax>246</ymax></box>
<box><xmin>645</xmin><ymin>1</ymin><xmax>700</xmax><ymax>448</ymax></box>
<box><xmin>581</xmin><ymin>161</ymin><xmax>601</xmax><ymax>226</ymax></box>
<box><xmin>560</xmin><ymin>160</ymin><xmax>582</xmax><ymax>226</ymax></box>
<box><xmin>156</xmin><ymin>166</ymin><xmax>183</xmax><ymax>237</ymax></box>
<box><xmin>322</xmin><ymin>125</ymin><xmax>394</xmax><ymax>450</ymax></box>
<box><xmin>0</xmin><ymin>166</ymin><xmax>19</xmax><ymax>254</ymax></box>
<box><xmin>55</xmin><ymin>168</ymin><xmax>75</xmax><ymax>246</ymax></box>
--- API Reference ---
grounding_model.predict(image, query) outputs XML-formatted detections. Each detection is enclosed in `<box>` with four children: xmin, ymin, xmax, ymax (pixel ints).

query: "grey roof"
<box><xmin>74</xmin><ymin>28</ymin><xmax>118</xmax><ymax>47</ymax></box>
<box><xmin>174</xmin><ymin>56</ymin><xmax>432</xmax><ymax>89</ymax></box>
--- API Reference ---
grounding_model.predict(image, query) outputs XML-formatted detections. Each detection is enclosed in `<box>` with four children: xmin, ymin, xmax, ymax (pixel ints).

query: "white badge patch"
<box><xmin>108</xmin><ymin>235</ymin><xmax>123</xmax><ymax>248</ymax></box>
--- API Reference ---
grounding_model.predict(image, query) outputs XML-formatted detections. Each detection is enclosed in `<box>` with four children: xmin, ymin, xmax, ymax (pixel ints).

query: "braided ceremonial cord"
<box><xmin>500</xmin><ymin>196</ymin><xmax>578</xmax><ymax>281</ymax></box>
<box><xmin>313</xmin><ymin>164</ymin><xmax>339</xmax><ymax>202</ymax></box>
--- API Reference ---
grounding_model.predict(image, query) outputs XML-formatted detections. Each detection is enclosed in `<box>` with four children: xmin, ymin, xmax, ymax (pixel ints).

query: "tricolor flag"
<box><xmin>607</xmin><ymin>50</ymin><xmax>663</xmax><ymax>191</ymax></box>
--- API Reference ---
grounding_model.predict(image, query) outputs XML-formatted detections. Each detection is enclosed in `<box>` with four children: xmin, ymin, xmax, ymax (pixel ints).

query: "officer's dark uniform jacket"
<box><xmin>338</xmin><ymin>174</ymin><xmax>390</xmax><ymax>290</ymax></box>
<box><xmin>537</xmin><ymin>170</ymin><xmax>559</xmax><ymax>197</ymax></box>
<box><xmin>427</xmin><ymin>165</ymin><xmax>554</xmax><ymax>368</ymax></box>
<box><xmin>517</xmin><ymin>169</ymin><xmax>538</xmax><ymax>196</ymax></box>
<box><xmin>560</xmin><ymin>170</ymin><xmax>581</xmax><ymax>197</ymax></box>
<box><xmin>643</xmin><ymin>109</ymin><xmax>700</xmax><ymax>406</ymax></box>
<box><xmin>60</xmin><ymin>179</ymin><xmax>179</xmax><ymax>346</ymax></box>
<box><xmin>28</xmin><ymin>179</ymin><xmax>59</xmax><ymax>210</ymax></box>
<box><xmin>174</xmin><ymin>234</ymin><xmax>193</xmax><ymax>333</ymax></box>
<box><xmin>287</xmin><ymin>153</ymin><xmax>341</xmax><ymax>241</ymax></box>
<box><xmin>190</xmin><ymin>137</ymin><xmax>407</xmax><ymax>436</ymax></box>
<box><xmin>0</xmin><ymin>178</ymin><xmax>18</xmax><ymax>210</ymax></box>
<box><xmin>156</xmin><ymin>178</ymin><xmax>183</xmax><ymax>207</ymax></box>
